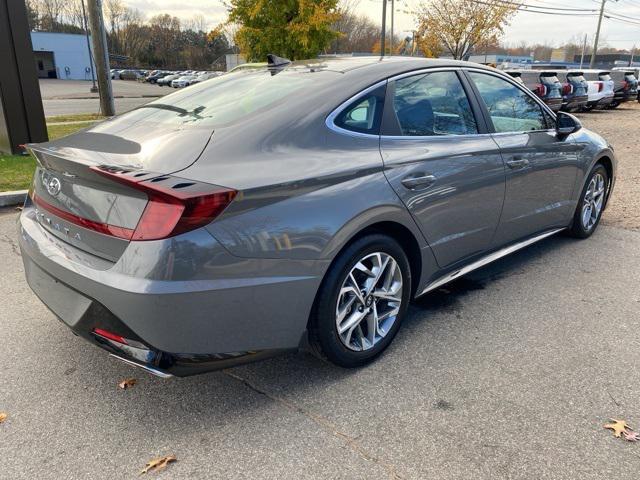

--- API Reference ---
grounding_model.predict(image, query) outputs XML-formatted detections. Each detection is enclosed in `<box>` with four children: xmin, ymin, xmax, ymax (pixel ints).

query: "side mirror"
<box><xmin>556</xmin><ymin>111</ymin><xmax>582</xmax><ymax>136</ymax></box>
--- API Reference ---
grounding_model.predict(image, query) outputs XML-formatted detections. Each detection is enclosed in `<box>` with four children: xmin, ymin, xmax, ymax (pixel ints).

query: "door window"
<box><xmin>468</xmin><ymin>72</ymin><xmax>546</xmax><ymax>133</ymax></box>
<box><xmin>390</xmin><ymin>71</ymin><xmax>478</xmax><ymax>136</ymax></box>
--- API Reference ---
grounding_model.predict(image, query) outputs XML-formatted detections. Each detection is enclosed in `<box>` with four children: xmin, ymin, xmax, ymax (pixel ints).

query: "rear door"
<box><xmin>380</xmin><ymin>69</ymin><xmax>505</xmax><ymax>268</ymax></box>
<box><xmin>465</xmin><ymin>70</ymin><xmax>580</xmax><ymax>246</ymax></box>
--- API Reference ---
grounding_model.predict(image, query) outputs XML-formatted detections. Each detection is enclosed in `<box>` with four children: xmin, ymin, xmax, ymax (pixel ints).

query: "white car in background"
<box><xmin>578</xmin><ymin>69</ymin><xmax>615</xmax><ymax>110</ymax></box>
<box><xmin>171</xmin><ymin>75</ymin><xmax>198</xmax><ymax>88</ymax></box>
<box><xmin>190</xmin><ymin>72</ymin><xmax>224</xmax><ymax>85</ymax></box>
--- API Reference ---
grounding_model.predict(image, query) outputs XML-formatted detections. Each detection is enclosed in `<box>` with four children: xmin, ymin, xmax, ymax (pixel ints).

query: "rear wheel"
<box><xmin>568</xmin><ymin>164</ymin><xmax>608</xmax><ymax>238</ymax></box>
<box><xmin>310</xmin><ymin>234</ymin><xmax>411</xmax><ymax>368</ymax></box>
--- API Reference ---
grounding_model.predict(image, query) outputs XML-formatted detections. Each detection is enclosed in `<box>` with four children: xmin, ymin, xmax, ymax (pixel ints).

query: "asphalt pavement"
<box><xmin>1</xmin><ymin>207</ymin><xmax>639</xmax><ymax>479</ymax></box>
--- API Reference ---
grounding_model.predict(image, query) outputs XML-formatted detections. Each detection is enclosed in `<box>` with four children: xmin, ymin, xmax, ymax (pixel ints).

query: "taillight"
<box><xmin>91</xmin><ymin>166</ymin><xmax>237</xmax><ymax>241</ymax></box>
<box><xmin>533</xmin><ymin>83</ymin><xmax>547</xmax><ymax>97</ymax></box>
<box><xmin>622</xmin><ymin>80</ymin><xmax>629</xmax><ymax>90</ymax></box>
<box><xmin>597</xmin><ymin>81</ymin><xmax>603</xmax><ymax>92</ymax></box>
<box><xmin>562</xmin><ymin>83</ymin><xmax>573</xmax><ymax>95</ymax></box>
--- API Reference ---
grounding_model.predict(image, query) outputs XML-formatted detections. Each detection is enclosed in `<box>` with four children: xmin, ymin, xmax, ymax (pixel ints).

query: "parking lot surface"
<box><xmin>1</xmin><ymin>105</ymin><xmax>640</xmax><ymax>479</ymax></box>
<box><xmin>39</xmin><ymin>79</ymin><xmax>165</xmax><ymax>117</ymax></box>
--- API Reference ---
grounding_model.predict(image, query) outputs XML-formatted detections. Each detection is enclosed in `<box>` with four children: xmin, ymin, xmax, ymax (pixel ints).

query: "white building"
<box><xmin>31</xmin><ymin>32</ymin><xmax>96</xmax><ymax>80</ymax></box>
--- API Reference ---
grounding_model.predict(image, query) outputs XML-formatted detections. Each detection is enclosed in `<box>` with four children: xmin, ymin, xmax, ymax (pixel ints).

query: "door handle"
<box><xmin>401</xmin><ymin>173</ymin><xmax>437</xmax><ymax>190</ymax></box>
<box><xmin>506</xmin><ymin>156</ymin><xmax>530</xmax><ymax>169</ymax></box>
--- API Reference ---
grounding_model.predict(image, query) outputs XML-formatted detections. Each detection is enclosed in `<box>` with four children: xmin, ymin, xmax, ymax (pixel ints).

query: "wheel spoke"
<box><xmin>335</xmin><ymin>251</ymin><xmax>404</xmax><ymax>351</ymax></box>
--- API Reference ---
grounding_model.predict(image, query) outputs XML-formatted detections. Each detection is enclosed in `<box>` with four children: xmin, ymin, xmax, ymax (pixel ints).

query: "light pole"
<box><xmin>390</xmin><ymin>0</ymin><xmax>394</xmax><ymax>55</ymax></box>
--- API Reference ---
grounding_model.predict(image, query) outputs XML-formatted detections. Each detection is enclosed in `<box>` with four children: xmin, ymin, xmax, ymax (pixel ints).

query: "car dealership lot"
<box><xmin>1</xmin><ymin>105</ymin><xmax>640</xmax><ymax>479</ymax></box>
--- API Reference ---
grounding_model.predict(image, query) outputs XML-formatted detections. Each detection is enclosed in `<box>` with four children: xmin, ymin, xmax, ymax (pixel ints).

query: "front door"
<box><xmin>380</xmin><ymin>70</ymin><xmax>506</xmax><ymax>268</ymax></box>
<box><xmin>465</xmin><ymin>71</ymin><xmax>580</xmax><ymax>246</ymax></box>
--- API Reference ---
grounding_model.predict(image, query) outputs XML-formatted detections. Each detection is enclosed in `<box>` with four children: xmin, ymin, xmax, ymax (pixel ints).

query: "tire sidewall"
<box><xmin>313</xmin><ymin>234</ymin><xmax>412</xmax><ymax>368</ymax></box>
<box><xmin>572</xmin><ymin>164</ymin><xmax>608</xmax><ymax>238</ymax></box>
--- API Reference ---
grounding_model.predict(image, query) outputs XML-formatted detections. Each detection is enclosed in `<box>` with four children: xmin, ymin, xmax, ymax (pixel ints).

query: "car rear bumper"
<box><xmin>545</xmin><ymin>98</ymin><xmax>563</xmax><ymax>111</ymax></box>
<box><xmin>19</xmin><ymin>207</ymin><xmax>326</xmax><ymax>376</ymax></box>
<box><xmin>563</xmin><ymin>95</ymin><xmax>588</xmax><ymax>111</ymax></box>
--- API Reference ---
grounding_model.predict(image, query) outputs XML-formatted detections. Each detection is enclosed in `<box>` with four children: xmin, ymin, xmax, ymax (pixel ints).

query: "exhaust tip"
<box><xmin>109</xmin><ymin>354</ymin><xmax>173</xmax><ymax>378</ymax></box>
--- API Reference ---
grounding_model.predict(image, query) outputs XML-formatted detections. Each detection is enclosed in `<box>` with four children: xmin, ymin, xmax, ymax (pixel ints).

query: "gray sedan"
<box><xmin>19</xmin><ymin>57</ymin><xmax>615</xmax><ymax>377</ymax></box>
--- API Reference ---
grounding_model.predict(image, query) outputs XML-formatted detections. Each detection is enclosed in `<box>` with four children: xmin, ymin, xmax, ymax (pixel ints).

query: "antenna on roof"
<box><xmin>267</xmin><ymin>54</ymin><xmax>291</xmax><ymax>67</ymax></box>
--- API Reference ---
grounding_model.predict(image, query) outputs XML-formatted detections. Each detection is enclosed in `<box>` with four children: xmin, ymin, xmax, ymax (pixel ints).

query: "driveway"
<box><xmin>1</xmin><ymin>206</ymin><xmax>639</xmax><ymax>479</ymax></box>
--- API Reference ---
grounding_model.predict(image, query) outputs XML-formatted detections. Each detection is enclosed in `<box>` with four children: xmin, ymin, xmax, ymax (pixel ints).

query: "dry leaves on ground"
<box><xmin>0</xmin><ymin>412</ymin><xmax>7</xmax><ymax>423</ymax></box>
<box><xmin>118</xmin><ymin>378</ymin><xmax>137</xmax><ymax>390</ymax></box>
<box><xmin>604</xmin><ymin>419</ymin><xmax>630</xmax><ymax>438</ymax></box>
<box><xmin>604</xmin><ymin>419</ymin><xmax>640</xmax><ymax>442</ymax></box>
<box><xmin>140</xmin><ymin>455</ymin><xmax>177</xmax><ymax>474</ymax></box>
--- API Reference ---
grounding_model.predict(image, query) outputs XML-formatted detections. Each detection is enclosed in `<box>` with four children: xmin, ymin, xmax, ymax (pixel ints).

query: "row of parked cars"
<box><xmin>505</xmin><ymin>67</ymin><xmax>639</xmax><ymax>112</ymax></box>
<box><xmin>109</xmin><ymin>68</ymin><xmax>225</xmax><ymax>88</ymax></box>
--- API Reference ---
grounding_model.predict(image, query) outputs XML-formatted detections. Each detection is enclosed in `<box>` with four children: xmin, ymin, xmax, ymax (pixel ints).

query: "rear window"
<box><xmin>334</xmin><ymin>85</ymin><xmax>385</xmax><ymax>135</ymax></box>
<box><xmin>567</xmin><ymin>73</ymin><xmax>585</xmax><ymax>83</ymax></box>
<box><xmin>110</xmin><ymin>70</ymin><xmax>314</xmax><ymax>128</ymax></box>
<box><xmin>625</xmin><ymin>73</ymin><xmax>637</xmax><ymax>81</ymax></box>
<box><xmin>599</xmin><ymin>73</ymin><xmax>612</xmax><ymax>81</ymax></box>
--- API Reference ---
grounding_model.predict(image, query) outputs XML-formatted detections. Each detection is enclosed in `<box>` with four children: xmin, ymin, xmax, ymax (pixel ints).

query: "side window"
<box><xmin>391</xmin><ymin>71</ymin><xmax>478</xmax><ymax>136</ymax></box>
<box><xmin>468</xmin><ymin>72</ymin><xmax>546</xmax><ymax>133</ymax></box>
<box><xmin>334</xmin><ymin>85</ymin><xmax>385</xmax><ymax>135</ymax></box>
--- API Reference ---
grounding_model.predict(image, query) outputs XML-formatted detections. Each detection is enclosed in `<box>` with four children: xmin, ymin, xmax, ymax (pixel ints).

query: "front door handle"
<box><xmin>401</xmin><ymin>173</ymin><xmax>437</xmax><ymax>190</ymax></box>
<box><xmin>506</xmin><ymin>156</ymin><xmax>530</xmax><ymax>169</ymax></box>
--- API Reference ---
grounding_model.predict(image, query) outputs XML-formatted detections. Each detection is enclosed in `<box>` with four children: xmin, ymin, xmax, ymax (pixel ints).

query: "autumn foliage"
<box><xmin>228</xmin><ymin>0</ymin><xmax>341</xmax><ymax>61</ymax></box>
<box><xmin>414</xmin><ymin>0</ymin><xmax>520</xmax><ymax>59</ymax></box>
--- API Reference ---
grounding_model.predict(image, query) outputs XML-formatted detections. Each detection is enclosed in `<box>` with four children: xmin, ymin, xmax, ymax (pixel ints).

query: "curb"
<box><xmin>0</xmin><ymin>190</ymin><xmax>27</xmax><ymax>207</ymax></box>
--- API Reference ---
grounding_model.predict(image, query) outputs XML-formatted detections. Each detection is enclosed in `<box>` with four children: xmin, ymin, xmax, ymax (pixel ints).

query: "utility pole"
<box><xmin>390</xmin><ymin>0</ymin><xmax>394</xmax><ymax>55</ymax></box>
<box><xmin>590</xmin><ymin>0</ymin><xmax>618</xmax><ymax>68</ymax></box>
<box><xmin>80</xmin><ymin>0</ymin><xmax>97</xmax><ymax>93</ymax></box>
<box><xmin>86</xmin><ymin>0</ymin><xmax>114</xmax><ymax>115</ymax></box>
<box><xmin>380</xmin><ymin>0</ymin><xmax>387</xmax><ymax>56</ymax></box>
<box><xmin>580</xmin><ymin>33</ymin><xmax>587</xmax><ymax>69</ymax></box>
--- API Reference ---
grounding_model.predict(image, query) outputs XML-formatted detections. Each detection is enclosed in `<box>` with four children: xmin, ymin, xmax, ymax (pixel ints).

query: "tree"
<box><xmin>414</xmin><ymin>0</ymin><xmax>519</xmax><ymax>60</ymax></box>
<box><xmin>227</xmin><ymin>0</ymin><xmax>341</xmax><ymax>61</ymax></box>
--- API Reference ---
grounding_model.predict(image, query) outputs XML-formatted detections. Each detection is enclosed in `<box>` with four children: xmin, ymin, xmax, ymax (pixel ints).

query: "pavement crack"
<box><xmin>0</xmin><ymin>234</ymin><xmax>21</xmax><ymax>257</ymax></box>
<box><xmin>224</xmin><ymin>370</ymin><xmax>404</xmax><ymax>480</ymax></box>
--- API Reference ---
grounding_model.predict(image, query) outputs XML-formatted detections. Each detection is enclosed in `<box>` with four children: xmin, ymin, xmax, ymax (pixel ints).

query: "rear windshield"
<box><xmin>567</xmin><ymin>73</ymin><xmax>585</xmax><ymax>83</ymax></box>
<box><xmin>109</xmin><ymin>69</ymin><xmax>314</xmax><ymax>128</ymax></box>
<box><xmin>625</xmin><ymin>73</ymin><xmax>638</xmax><ymax>81</ymax></box>
<box><xmin>599</xmin><ymin>73</ymin><xmax>612</xmax><ymax>81</ymax></box>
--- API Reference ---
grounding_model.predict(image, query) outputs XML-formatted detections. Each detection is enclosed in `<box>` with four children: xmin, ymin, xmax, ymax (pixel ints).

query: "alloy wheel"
<box><xmin>335</xmin><ymin>252</ymin><xmax>403</xmax><ymax>351</ymax></box>
<box><xmin>581</xmin><ymin>173</ymin><xmax>606</xmax><ymax>231</ymax></box>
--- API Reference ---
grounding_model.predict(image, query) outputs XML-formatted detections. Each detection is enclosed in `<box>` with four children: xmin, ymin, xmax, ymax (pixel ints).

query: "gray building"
<box><xmin>31</xmin><ymin>32</ymin><xmax>95</xmax><ymax>80</ymax></box>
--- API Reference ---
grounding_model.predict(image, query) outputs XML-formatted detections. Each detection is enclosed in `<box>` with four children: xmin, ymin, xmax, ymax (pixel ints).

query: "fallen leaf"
<box><xmin>0</xmin><ymin>413</ymin><xmax>7</xmax><ymax>423</ymax></box>
<box><xmin>118</xmin><ymin>378</ymin><xmax>137</xmax><ymax>390</ymax></box>
<box><xmin>604</xmin><ymin>419</ymin><xmax>631</xmax><ymax>438</ymax></box>
<box><xmin>140</xmin><ymin>455</ymin><xmax>176</xmax><ymax>474</ymax></box>
<box><xmin>623</xmin><ymin>430</ymin><xmax>640</xmax><ymax>442</ymax></box>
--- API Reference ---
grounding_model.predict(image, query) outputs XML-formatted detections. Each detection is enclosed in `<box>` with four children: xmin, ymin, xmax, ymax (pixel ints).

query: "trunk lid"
<box><xmin>27</xmin><ymin>117</ymin><xmax>215</xmax><ymax>262</ymax></box>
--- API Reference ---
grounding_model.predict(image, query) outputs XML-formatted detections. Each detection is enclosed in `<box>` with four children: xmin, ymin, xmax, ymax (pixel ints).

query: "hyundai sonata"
<box><xmin>19</xmin><ymin>56</ymin><xmax>615</xmax><ymax>377</ymax></box>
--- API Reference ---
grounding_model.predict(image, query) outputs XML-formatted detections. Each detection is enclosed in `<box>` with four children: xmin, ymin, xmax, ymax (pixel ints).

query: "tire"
<box><xmin>309</xmin><ymin>234</ymin><xmax>412</xmax><ymax>368</ymax></box>
<box><xmin>568</xmin><ymin>163</ymin><xmax>608</xmax><ymax>239</ymax></box>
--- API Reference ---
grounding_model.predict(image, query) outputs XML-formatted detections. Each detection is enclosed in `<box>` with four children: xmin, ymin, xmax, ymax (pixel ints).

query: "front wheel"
<box><xmin>568</xmin><ymin>164</ymin><xmax>608</xmax><ymax>238</ymax></box>
<box><xmin>309</xmin><ymin>234</ymin><xmax>411</xmax><ymax>368</ymax></box>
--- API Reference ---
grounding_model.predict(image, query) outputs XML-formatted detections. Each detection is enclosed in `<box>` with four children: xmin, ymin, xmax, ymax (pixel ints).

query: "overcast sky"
<box><xmin>126</xmin><ymin>0</ymin><xmax>640</xmax><ymax>50</ymax></box>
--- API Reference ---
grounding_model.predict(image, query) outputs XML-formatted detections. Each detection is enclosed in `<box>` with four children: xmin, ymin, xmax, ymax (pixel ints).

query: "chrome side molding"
<box><xmin>109</xmin><ymin>354</ymin><xmax>173</xmax><ymax>378</ymax></box>
<box><xmin>417</xmin><ymin>228</ymin><xmax>565</xmax><ymax>297</ymax></box>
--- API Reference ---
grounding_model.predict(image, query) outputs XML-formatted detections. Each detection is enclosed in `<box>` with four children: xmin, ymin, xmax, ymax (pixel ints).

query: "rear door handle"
<box><xmin>506</xmin><ymin>156</ymin><xmax>530</xmax><ymax>169</ymax></box>
<box><xmin>401</xmin><ymin>174</ymin><xmax>437</xmax><ymax>190</ymax></box>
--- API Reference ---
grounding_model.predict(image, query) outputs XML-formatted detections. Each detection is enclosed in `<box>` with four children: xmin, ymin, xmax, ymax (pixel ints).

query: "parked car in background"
<box><xmin>171</xmin><ymin>74</ymin><xmax>199</xmax><ymax>88</ymax></box>
<box><xmin>190</xmin><ymin>72</ymin><xmax>224</xmax><ymax>85</ymax></box>
<box><xmin>608</xmin><ymin>70</ymin><xmax>637</xmax><ymax>108</ymax></box>
<box><xmin>20</xmin><ymin>57</ymin><xmax>616</xmax><ymax>377</ymax></box>
<box><xmin>579</xmin><ymin>70</ymin><xmax>615</xmax><ymax>111</ymax></box>
<box><xmin>109</xmin><ymin>69</ymin><xmax>118</xmax><ymax>79</ymax></box>
<box><xmin>157</xmin><ymin>74</ymin><xmax>180</xmax><ymax>86</ymax></box>
<box><xmin>558</xmin><ymin>71</ymin><xmax>589</xmax><ymax>112</ymax></box>
<box><xmin>505</xmin><ymin>70</ymin><xmax>563</xmax><ymax>111</ymax></box>
<box><xmin>119</xmin><ymin>69</ymin><xmax>142</xmax><ymax>80</ymax></box>
<box><xmin>147</xmin><ymin>71</ymin><xmax>171</xmax><ymax>84</ymax></box>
